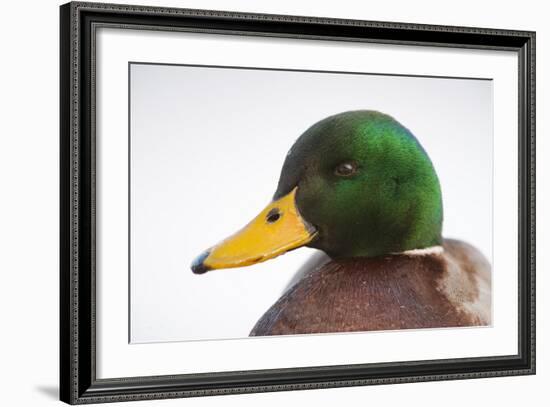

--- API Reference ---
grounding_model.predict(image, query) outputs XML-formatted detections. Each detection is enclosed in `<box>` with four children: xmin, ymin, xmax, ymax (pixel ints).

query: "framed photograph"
<box><xmin>60</xmin><ymin>1</ymin><xmax>536</xmax><ymax>404</ymax></box>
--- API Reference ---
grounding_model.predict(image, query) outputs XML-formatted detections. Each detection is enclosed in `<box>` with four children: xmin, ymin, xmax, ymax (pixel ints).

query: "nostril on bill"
<box><xmin>266</xmin><ymin>208</ymin><xmax>282</xmax><ymax>223</ymax></box>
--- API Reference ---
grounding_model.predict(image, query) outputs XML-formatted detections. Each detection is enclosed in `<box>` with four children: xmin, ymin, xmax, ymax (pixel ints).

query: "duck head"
<box><xmin>191</xmin><ymin>110</ymin><xmax>443</xmax><ymax>274</ymax></box>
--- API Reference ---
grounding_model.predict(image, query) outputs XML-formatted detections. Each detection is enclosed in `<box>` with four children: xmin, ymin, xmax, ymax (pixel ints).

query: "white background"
<box><xmin>0</xmin><ymin>0</ymin><xmax>546</xmax><ymax>406</ymax></box>
<box><xmin>130</xmin><ymin>63</ymin><xmax>493</xmax><ymax>342</ymax></box>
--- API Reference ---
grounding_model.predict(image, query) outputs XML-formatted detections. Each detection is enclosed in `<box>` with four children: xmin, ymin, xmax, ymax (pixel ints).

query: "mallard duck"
<box><xmin>191</xmin><ymin>110</ymin><xmax>491</xmax><ymax>336</ymax></box>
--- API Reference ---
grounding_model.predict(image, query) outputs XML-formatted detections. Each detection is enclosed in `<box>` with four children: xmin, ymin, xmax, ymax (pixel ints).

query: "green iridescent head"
<box><xmin>191</xmin><ymin>110</ymin><xmax>443</xmax><ymax>274</ymax></box>
<box><xmin>274</xmin><ymin>110</ymin><xmax>443</xmax><ymax>258</ymax></box>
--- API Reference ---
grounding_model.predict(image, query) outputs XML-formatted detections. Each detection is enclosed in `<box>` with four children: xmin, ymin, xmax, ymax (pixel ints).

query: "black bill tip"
<box><xmin>191</xmin><ymin>250</ymin><xmax>212</xmax><ymax>275</ymax></box>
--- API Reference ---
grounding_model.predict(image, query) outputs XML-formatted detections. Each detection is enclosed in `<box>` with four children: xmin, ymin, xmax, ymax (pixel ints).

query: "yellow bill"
<box><xmin>191</xmin><ymin>188</ymin><xmax>316</xmax><ymax>274</ymax></box>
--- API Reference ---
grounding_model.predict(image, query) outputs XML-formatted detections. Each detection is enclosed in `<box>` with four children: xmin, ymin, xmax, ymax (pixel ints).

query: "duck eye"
<box><xmin>334</xmin><ymin>161</ymin><xmax>357</xmax><ymax>177</ymax></box>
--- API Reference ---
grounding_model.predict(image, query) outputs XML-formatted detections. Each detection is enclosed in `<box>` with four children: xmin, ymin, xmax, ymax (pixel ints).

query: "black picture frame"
<box><xmin>60</xmin><ymin>1</ymin><xmax>536</xmax><ymax>404</ymax></box>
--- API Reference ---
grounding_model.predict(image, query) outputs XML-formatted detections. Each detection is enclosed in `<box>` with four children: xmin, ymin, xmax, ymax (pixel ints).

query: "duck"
<box><xmin>191</xmin><ymin>110</ymin><xmax>491</xmax><ymax>336</ymax></box>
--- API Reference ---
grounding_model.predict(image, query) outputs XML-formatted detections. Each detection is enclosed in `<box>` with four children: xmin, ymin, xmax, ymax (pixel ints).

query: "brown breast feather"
<box><xmin>250</xmin><ymin>239</ymin><xmax>491</xmax><ymax>336</ymax></box>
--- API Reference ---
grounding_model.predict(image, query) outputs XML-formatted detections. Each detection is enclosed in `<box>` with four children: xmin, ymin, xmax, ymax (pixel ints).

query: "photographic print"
<box><xmin>129</xmin><ymin>63</ymin><xmax>492</xmax><ymax>343</ymax></box>
<box><xmin>61</xmin><ymin>3</ymin><xmax>535</xmax><ymax>403</ymax></box>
